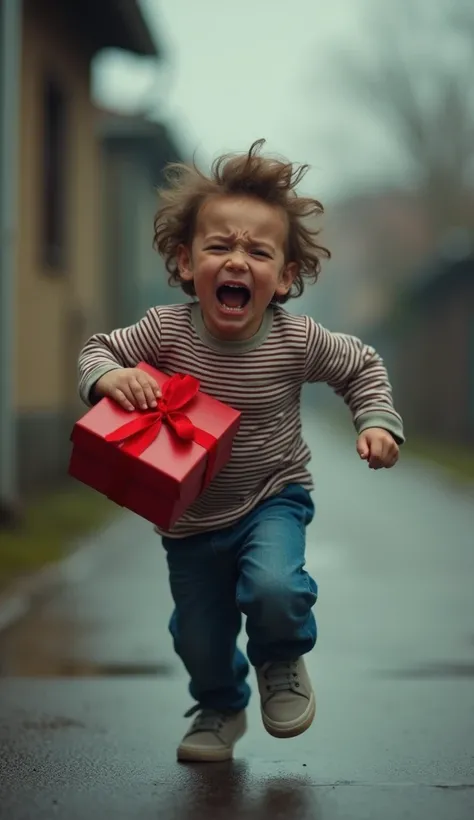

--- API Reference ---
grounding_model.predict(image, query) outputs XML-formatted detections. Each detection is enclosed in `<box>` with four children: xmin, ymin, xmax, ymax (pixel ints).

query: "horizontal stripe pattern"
<box><xmin>78</xmin><ymin>303</ymin><xmax>404</xmax><ymax>537</ymax></box>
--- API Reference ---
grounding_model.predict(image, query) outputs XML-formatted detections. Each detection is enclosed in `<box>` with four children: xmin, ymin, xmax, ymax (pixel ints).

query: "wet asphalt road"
<box><xmin>0</xmin><ymin>407</ymin><xmax>473</xmax><ymax>819</ymax></box>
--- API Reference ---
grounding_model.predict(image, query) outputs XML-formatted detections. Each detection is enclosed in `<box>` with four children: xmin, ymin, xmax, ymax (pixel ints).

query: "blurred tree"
<box><xmin>331</xmin><ymin>0</ymin><xmax>474</xmax><ymax>237</ymax></box>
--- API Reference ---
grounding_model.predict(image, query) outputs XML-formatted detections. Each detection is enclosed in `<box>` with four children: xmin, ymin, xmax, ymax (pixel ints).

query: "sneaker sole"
<box><xmin>261</xmin><ymin>691</ymin><xmax>316</xmax><ymax>739</ymax></box>
<box><xmin>177</xmin><ymin>725</ymin><xmax>247</xmax><ymax>763</ymax></box>
<box><xmin>177</xmin><ymin>744</ymin><xmax>235</xmax><ymax>763</ymax></box>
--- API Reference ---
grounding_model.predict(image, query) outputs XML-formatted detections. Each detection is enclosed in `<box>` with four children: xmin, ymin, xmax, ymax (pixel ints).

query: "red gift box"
<box><xmin>68</xmin><ymin>363</ymin><xmax>241</xmax><ymax>530</ymax></box>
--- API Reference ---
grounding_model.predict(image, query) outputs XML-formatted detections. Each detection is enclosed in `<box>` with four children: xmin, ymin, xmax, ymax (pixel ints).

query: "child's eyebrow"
<box><xmin>203</xmin><ymin>233</ymin><xmax>233</xmax><ymax>243</ymax></box>
<box><xmin>204</xmin><ymin>233</ymin><xmax>276</xmax><ymax>251</ymax></box>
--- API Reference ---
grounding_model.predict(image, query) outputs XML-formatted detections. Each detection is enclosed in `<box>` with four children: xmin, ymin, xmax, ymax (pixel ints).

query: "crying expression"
<box><xmin>177</xmin><ymin>195</ymin><xmax>297</xmax><ymax>341</ymax></box>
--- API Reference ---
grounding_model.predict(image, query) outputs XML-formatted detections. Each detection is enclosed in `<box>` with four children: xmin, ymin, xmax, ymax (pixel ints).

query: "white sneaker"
<box><xmin>256</xmin><ymin>657</ymin><xmax>315</xmax><ymax>738</ymax></box>
<box><xmin>177</xmin><ymin>706</ymin><xmax>247</xmax><ymax>762</ymax></box>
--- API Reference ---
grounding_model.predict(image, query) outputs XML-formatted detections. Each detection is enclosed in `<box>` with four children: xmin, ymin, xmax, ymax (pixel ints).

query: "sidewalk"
<box><xmin>0</xmin><ymin>510</ymin><xmax>177</xmax><ymax>675</ymax></box>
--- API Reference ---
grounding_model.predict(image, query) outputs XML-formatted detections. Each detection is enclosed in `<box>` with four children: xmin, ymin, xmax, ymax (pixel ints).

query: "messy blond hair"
<box><xmin>153</xmin><ymin>139</ymin><xmax>331</xmax><ymax>303</ymax></box>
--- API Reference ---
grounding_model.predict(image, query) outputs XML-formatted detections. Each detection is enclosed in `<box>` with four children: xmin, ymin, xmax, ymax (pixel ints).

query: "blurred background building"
<box><xmin>0</xmin><ymin>0</ymin><xmax>185</xmax><ymax>519</ymax></box>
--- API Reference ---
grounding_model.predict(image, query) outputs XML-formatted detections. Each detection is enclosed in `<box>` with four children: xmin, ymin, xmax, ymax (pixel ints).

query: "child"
<box><xmin>78</xmin><ymin>139</ymin><xmax>404</xmax><ymax>763</ymax></box>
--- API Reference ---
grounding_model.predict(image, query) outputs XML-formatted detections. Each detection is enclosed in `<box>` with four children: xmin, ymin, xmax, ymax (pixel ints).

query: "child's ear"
<box><xmin>177</xmin><ymin>245</ymin><xmax>193</xmax><ymax>282</ymax></box>
<box><xmin>275</xmin><ymin>262</ymin><xmax>298</xmax><ymax>298</ymax></box>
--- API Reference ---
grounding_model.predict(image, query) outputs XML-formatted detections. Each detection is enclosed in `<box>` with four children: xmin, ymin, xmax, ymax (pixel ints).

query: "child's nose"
<box><xmin>225</xmin><ymin>252</ymin><xmax>248</xmax><ymax>270</ymax></box>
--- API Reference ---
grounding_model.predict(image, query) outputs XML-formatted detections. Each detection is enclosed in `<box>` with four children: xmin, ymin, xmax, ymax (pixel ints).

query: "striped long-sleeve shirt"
<box><xmin>78</xmin><ymin>302</ymin><xmax>404</xmax><ymax>537</ymax></box>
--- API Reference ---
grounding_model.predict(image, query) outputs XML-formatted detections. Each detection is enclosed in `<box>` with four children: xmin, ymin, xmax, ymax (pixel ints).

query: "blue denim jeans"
<box><xmin>162</xmin><ymin>484</ymin><xmax>318</xmax><ymax>712</ymax></box>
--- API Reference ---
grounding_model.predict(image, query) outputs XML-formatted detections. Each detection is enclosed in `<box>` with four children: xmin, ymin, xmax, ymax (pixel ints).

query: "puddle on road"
<box><xmin>0</xmin><ymin>650</ymin><xmax>175</xmax><ymax>678</ymax></box>
<box><xmin>0</xmin><ymin>607</ymin><xmax>175</xmax><ymax>678</ymax></box>
<box><xmin>41</xmin><ymin>660</ymin><xmax>174</xmax><ymax>678</ymax></box>
<box><xmin>380</xmin><ymin>661</ymin><xmax>474</xmax><ymax>680</ymax></box>
<box><xmin>378</xmin><ymin>639</ymin><xmax>474</xmax><ymax>680</ymax></box>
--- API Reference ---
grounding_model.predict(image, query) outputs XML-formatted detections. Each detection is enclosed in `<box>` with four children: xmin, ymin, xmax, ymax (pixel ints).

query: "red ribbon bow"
<box><xmin>104</xmin><ymin>373</ymin><xmax>217</xmax><ymax>486</ymax></box>
<box><xmin>105</xmin><ymin>373</ymin><xmax>200</xmax><ymax>455</ymax></box>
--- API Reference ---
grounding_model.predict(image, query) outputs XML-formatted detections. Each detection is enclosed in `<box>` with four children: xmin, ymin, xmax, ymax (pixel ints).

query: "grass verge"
<box><xmin>0</xmin><ymin>485</ymin><xmax>117</xmax><ymax>591</ymax></box>
<box><xmin>403</xmin><ymin>437</ymin><xmax>474</xmax><ymax>485</ymax></box>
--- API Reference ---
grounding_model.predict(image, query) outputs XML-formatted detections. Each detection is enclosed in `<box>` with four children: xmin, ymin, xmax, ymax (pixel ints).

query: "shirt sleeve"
<box><xmin>77</xmin><ymin>308</ymin><xmax>162</xmax><ymax>406</ymax></box>
<box><xmin>304</xmin><ymin>315</ymin><xmax>405</xmax><ymax>444</ymax></box>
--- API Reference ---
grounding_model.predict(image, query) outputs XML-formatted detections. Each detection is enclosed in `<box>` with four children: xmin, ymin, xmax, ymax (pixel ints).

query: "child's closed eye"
<box><xmin>250</xmin><ymin>248</ymin><xmax>272</xmax><ymax>258</ymax></box>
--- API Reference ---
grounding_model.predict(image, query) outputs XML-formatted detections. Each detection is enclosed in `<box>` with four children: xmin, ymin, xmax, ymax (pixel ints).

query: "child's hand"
<box><xmin>356</xmin><ymin>427</ymin><xmax>399</xmax><ymax>470</ymax></box>
<box><xmin>94</xmin><ymin>368</ymin><xmax>161</xmax><ymax>412</ymax></box>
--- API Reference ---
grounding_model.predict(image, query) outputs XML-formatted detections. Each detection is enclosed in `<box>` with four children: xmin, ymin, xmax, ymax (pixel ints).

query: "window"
<box><xmin>42</xmin><ymin>76</ymin><xmax>67</xmax><ymax>270</ymax></box>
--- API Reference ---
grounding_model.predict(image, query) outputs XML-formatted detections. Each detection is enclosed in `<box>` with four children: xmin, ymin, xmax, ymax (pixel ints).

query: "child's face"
<box><xmin>177</xmin><ymin>195</ymin><xmax>297</xmax><ymax>340</ymax></box>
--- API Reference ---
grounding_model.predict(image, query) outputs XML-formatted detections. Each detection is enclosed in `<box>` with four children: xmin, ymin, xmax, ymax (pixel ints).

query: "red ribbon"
<box><xmin>104</xmin><ymin>373</ymin><xmax>217</xmax><ymax>488</ymax></box>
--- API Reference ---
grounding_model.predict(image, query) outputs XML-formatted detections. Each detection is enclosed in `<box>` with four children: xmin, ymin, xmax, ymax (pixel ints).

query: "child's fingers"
<box><xmin>367</xmin><ymin>438</ymin><xmax>383</xmax><ymax>468</ymax></box>
<box><xmin>137</xmin><ymin>374</ymin><xmax>160</xmax><ymax>409</ymax></box>
<box><xmin>112</xmin><ymin>387</ymin><xmax>135</xmax><ymax>412</ymax></box>
<box><xmin>389</xmin><ymin>445</ymin><xmax>400</xmax><ymax>466</ymax></box>
<box><xmin>356</xmin><ymin>434</ymin><xmax>370</xmax><ymax>459</ymax></box>
<box><xmin>129</xmin><ymin>377</ymin><xmax>150</xmax><ymax>410</ymax></box>
<box><xmin>146</xmin><ymin>376</ymin><xmax>161</xmax><ymax>397</ymax></box>
<box><xmin>381</xmin><ymin>441</ymin><xmax>399</xmax><ymax>469</ymax></box>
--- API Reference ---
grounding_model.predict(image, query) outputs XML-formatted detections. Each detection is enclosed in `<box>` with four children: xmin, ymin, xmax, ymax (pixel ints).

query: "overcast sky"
<box><xmin>93</xmin><ymin>0</ymin><xmax>409</xmax><ymax>201</ymax></box>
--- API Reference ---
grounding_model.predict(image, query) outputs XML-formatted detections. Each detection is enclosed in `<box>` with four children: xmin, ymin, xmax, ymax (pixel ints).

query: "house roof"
<box><xmin>70</xmin><ymin>0</ymin><xmax>160</xmax><ymax>57</ymax></box>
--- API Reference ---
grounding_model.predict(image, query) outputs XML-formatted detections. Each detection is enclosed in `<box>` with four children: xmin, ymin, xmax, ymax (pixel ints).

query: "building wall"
<box><xmin>101</xmin><ymin>145</ymin><xmax>186</xmax><ymax>334</ymax></box>
<box><xmin>15</xmin><ymin>0</ymin><xmax>104</xmax><ymax>492</ymax></box>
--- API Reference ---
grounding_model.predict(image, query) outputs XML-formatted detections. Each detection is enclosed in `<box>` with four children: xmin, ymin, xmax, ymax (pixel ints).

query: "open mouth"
<box><xmin>216</xmin><ymin>283</ymin><xmax>251</xmax><ymax>312</ymax></box>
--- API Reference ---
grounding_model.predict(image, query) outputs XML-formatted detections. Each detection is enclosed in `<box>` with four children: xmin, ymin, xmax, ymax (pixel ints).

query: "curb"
<box><xmin>0</xmin><ymin>515</ymin><xmax>125</xmax><ymax>634</ymax></box>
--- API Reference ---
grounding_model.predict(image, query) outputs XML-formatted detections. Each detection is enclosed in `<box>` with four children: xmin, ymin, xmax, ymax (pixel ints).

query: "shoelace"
<box><xmin>264</xmin><ymin>660</ymin><xmax>300</xmax><ymax>693</ymax></box>
<box><xmin>183</xmin><ymin>704</ymin><xmax>227</xmax><ymax>734</ymax></box>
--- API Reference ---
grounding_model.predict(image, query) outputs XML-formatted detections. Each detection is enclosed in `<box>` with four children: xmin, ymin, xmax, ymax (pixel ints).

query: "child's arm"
<box><xmin>78</xmin><ymin>308</ymin><xmax>161</xmax><ymax>408</ymax></box>
<box><xmin>304</xmin><ymin>316</ymin><xmax>404</xmax><ymax>466</ymax></box>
